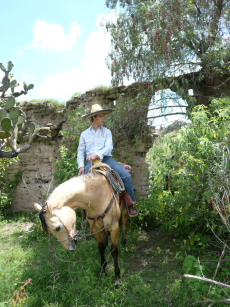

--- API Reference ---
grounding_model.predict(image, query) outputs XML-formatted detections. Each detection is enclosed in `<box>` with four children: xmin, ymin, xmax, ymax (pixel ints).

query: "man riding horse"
<box><xmin>77</xmin><ymin>104</ymin><xmax>139</xmax><ymax>217</ymax></box>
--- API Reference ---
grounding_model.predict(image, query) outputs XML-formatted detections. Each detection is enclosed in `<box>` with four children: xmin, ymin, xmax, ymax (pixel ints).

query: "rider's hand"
<box><xmin>121</xmin><ymin>163</ymin><xmax>134</xmax><ymax>173</ymax></box>
<box><xmin>78</xmin><ymin>167</ymin><xmax>85</xmax><ymax>176</ymax></box>
<box><xmin>87</xmin><ymin>154</ymin><xmax>99</xmax><ymax>162</ymax></box>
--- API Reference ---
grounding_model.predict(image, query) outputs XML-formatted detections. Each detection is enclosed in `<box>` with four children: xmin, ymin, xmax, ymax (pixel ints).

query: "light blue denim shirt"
<box><xmin>77</xmin><ymin>126</ymin><xmax>113</xmax><ymax>168</ymax></box>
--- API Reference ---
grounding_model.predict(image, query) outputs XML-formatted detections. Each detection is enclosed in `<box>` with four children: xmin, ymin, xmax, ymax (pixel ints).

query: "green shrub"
<box><xmin>54</xmin><ymin>146</ymin><xmax>78</xmax><ymax>184</ymax></box>
<box><xmin>183</xmin><ymin>255</ymin><xmax>230</xmax><ymax>302</ymax></box>
<box><xmin>54</xmin><ymin>107</ymin><xmax>88</xmax><ymax>185</ymax></box>
<box><xmin>106</xmin><ymin>93</ymin><xmax>152</xmax><ymax>145</ymax></box>
<box><xmin>0</xmin><ymin>158</ymin><xmax>21</xmax><ymax>217</ymax></box>
<box><xmin>143</xmin><ymin>97</ymin><xmax>230</xmax><ymax>245</ymax></box>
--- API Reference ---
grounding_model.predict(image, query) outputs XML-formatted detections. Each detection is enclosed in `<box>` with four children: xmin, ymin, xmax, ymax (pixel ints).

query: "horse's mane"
<box><xmin>59</xmin><ymin>172</ymin><xmax>98</xmax><ymax>184</ymax></box>
<box><xmin>46</xmin><ymin>172</ymin><xmax>101</xmax><ymax>210</ymax></box>
<box><xmin>39</xmin><ymin>207</ymin><xmax>48</xmax><ymax>233</ymax></box>
<box><xmin>38</xmin><ymin>175</ymin><xmax>98</xmax><ymax>232</ymax></box>
<box><xmin>79</xmin><ymin>172</ymin><xmax>98</xmax><ymax>179</ymax></box>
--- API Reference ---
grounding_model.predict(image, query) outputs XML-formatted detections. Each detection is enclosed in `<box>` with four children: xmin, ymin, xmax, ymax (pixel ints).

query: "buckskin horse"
<box><xmin>34</xmin><ymin>170</ymin><xmax>129</xmax><ymax>285</ymax></box>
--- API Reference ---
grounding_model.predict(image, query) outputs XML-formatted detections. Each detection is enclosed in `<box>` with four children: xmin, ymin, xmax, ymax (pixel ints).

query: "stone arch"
<box><xmin>10</xmin><ymin>83</ymin><xmax>157</xmax><ymax>211</ymax></box>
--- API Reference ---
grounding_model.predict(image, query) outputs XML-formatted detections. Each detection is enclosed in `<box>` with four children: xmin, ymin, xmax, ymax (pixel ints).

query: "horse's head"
<box><xmin>34</xmin><ymin>202</ymin><xmax>77</xmax><ymax>251</ymax></box>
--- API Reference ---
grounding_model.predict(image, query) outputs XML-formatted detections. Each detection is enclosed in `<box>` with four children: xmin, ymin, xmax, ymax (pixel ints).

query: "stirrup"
<box><xmin>128</xmin><ymin>204</ymin><xmax>139</xmax><ymax>217</ymax></box>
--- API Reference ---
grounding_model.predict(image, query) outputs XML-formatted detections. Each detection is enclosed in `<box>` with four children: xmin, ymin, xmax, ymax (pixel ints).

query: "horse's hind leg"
<box><xmin>111</xmin><ymin>243</ymin><xmax>120</xmax><ymax>283</ymax></box>
<box><xmin>121</xmin><ymin>202</ymin><xmax>128</xmax><ymax>247</ymax></box>
<box><xmin>110</xmin><ymin>226</ymin><xmax>121</xmax><ymax>287</ymax></box>
<box><xmin>95</xmin><ymin>231</ymin><xmax>109</xmax><ymax>276</ymax></box>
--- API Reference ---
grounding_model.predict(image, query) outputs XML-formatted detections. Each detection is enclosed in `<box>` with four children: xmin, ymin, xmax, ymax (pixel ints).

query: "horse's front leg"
<box><xmin>95</xmin><ymin>231</ymin><xmax>109</xmax><ymax>276</ymax></box>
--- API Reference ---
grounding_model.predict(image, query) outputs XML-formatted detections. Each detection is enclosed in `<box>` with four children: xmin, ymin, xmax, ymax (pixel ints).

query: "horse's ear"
<box><xmin>34</xmin><ymin>202</ymin><xmax>42</xmax><ymax>212</ymax></box>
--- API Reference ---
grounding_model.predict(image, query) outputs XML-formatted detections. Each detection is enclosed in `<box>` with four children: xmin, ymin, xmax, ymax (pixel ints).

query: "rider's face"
<box><xmin>93</xmin><ymin>114</ymin><xmax>105</xmax><ymax>127</ymax></box>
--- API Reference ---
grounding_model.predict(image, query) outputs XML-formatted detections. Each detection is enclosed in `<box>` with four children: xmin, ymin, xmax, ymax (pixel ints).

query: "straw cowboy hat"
<box><xmin>82</xmin><ymin>104</ymin><xmax>113</xmax><ymax>118</ymax></box>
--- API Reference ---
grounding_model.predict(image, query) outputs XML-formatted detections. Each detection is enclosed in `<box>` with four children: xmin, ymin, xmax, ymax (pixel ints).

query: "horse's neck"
<box><xmin>63</xmin><ymin>174</ymin><xmax>111</xmax><ymax>214</ymax></box>
<box><xmin>47</xmin><ymin>174</ymin><xmax>106</xmax><ymax>212</ymax></box>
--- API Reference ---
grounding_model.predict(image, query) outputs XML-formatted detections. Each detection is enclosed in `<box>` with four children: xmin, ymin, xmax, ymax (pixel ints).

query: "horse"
<box><xmin>34</xmin><ymin>171</ymin><xmax>128</xmax><ymax>285</ymax></box>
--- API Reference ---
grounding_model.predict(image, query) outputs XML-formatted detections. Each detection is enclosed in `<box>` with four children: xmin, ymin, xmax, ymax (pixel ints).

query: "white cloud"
<box><xmin>30</xmin><ymin>20</ymin><xmax>82</xmax><ymax>51</ymax></box>
<box><xmin>18</xmin><ymin>50</ymin><xmax>24</xmax><ymax>56</ymax></box>
<box><xmin>21</xmin><ymin>72</ymin><xmax>37</xmax><ymax>82</ymax></box>
<box><xmin>25</xmin><ymin>14</ymin><xmax>113</xmax><ymax>102</ymax></box>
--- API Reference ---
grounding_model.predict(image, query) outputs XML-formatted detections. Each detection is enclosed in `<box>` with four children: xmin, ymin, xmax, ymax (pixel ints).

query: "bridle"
<box><xmin>40</xmin><ymin>168</ymin><xmax>119</xmax><ymax>245</ymax></box>
<box><xmin>42</xmin><ymin>191</ymin><xmax>118</xmax><ymax>244</ymax></box>
<box><xmin>39</xmin><ymin>204</ymin><xmax>79</xmax><ymax>244</ymax></box>
<box><xmin>57</xmin><ymin>191</ymin><xmax>118</xmax><ymax>243</ymax></box>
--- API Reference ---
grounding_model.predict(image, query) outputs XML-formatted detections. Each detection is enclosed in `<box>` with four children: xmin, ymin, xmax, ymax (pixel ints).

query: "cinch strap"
<box><xmin>87</xmin><ymin>192</ymin><xmax>117</xmax><ymax>234</ymax></box>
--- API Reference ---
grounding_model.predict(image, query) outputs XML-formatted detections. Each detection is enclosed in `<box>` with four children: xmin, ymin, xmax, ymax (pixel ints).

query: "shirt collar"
<box><xmin>89</xmin><ymin>126</ymin><xmax>103</xmax><ymax>131</ymax></box>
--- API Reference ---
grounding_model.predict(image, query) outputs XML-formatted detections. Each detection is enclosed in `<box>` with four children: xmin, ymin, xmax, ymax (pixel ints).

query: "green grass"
<box><xmin>0</xmin><ymin>215</ymin><xmax>198</xmax><ymax>307</ymax></box>
<box><xmin>71</xmin><ymin>86</ymin><xmax>112</xmax><ymax>100</ymax></box>
<box><xmin>28</xmin><ymin>99</ymin><xmax>65</xmax><ymax>106</ymax></box>
<box><xmin>89</xmin><ymin>85</ymin><xmax>112</xmax><ymax>91</ymax></box>
<box><xmin>71</xmin><ymin>92</ymin><xmax>83</xmax><ymax>99</ymax></box>
<box><xmin>2</xmin><ymin>214</ymin><xmax>229</xmax><ymax>306</ymax></box>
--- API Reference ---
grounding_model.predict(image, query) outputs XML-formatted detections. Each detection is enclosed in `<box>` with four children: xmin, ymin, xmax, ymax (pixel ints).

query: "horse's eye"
<box><xmin>56</xmin><ymin>225</ymin><xmax>61</xmax><ymax>231</ymax></box>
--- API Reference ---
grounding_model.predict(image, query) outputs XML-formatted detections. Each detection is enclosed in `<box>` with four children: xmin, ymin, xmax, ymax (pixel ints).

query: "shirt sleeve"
<box><xmin>77</xmin><ymin>133</ymin><xmax>86</xmax><ymax>168</ymax></box>
<box><xmin>95</xmin><ymin>129</ymin><xmax>113</xmax><ymax>159</ymax></box>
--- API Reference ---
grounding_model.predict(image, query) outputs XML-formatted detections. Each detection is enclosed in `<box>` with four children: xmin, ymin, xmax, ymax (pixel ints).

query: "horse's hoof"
<box><xmin>114</xmin><ymin>279</ymin><xmax>122</xmax><ymax>289</ymax></box>
<box><xmin>99</xmin><ymin>269</ymin><xmax>107</xmax><ymax>278</ymax></box>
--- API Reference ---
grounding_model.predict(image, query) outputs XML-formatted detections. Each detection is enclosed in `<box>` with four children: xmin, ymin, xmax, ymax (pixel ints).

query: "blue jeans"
<box><xmin>84</xmin><ymin>156</ymin><xmax>136</xmax><ymax>202</ymax></box>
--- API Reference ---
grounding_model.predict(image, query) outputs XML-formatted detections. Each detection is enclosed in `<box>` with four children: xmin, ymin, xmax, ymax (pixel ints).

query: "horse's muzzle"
<box><xmin>67</xmin><ymin>232</ymin><xmax>79</xmax><ymax>251</ymax></box>
<box><xmin>68</xmin><ymin>240</ymin><xmax>77</xmax><ymax>251</ymax></box>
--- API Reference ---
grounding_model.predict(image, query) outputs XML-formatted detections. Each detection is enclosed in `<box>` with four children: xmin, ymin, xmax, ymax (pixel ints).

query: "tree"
<box><xmin>105</xmin><ymin>0</ymin><xmax>230</xmax><ymax>109</ymax></box>
<box><xmin>0</xmin><ymin>61</ymin><xmax>37</xmax><ymax>158</ymax></box>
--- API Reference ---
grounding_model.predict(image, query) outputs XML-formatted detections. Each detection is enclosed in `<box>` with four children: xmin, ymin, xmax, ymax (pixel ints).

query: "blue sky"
<box><xmin>0</xmin><ymin>0</ymin><xmax>114</xmax><ymax>102</ymax></box>
<box><xmin>0</xmin><ymin>0</ymin><xmax>188</xmax><ymax>127</ymax></box>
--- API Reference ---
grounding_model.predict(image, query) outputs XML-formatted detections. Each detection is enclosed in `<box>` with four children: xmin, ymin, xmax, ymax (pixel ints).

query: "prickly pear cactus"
<box><xmin>1</xmin><ymin>117</ymin><xmax>12</xmax><ymax>132</ymax></box>
<box><xmin>0</xmin><ymin>61</ymin><xmax>38</xmax><ymax>158</ymax></box>
<box><xmin>0</xmin><ymin>96</ymin><xmax>21</xmax><ymax>137</ymax></box>
<box><xmin>0</xmin><ymin>61</ymin><xmax>34</xmax><ymax>98</ymax></box>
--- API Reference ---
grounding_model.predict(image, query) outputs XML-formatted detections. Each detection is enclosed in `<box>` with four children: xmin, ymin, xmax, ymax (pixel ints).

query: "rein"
<box><xmin>54</xmin><ymin>190</ymin><xmax>118</xmax><ymax>244</ymax></box>
<box><xmin>86</xmin><ymin>191</ymin><xmax>118</xmax><ymax>234</ymax></box>
<box><xmin>85</xmin><ymin>163</ymin><xmax>119</xmax><ymax>235</ymax></box>
<box><xmin>57</xmin><ymin>194</ymin><xmax>118</xmax><ymax>243</ymax></box>
<box><xmin>42</xmin><ymin>168</ymin><xmax>119</xmax><ymax>244</ymax></box>
<box><xmin>87</xmin><ymin>192</ymin><xmax>117</xmax><ymax>220</ymax></box>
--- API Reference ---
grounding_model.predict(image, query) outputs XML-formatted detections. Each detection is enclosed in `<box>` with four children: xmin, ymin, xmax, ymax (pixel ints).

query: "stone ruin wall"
<box><xmin>10</xmin><ymin>83</ymin><xmax>155</xmax><ymax>211</ymax></box>
<box><xmin>10</xmin><ymin>101</ymin><xmax>65</xmax><ymax>211</ymax></box>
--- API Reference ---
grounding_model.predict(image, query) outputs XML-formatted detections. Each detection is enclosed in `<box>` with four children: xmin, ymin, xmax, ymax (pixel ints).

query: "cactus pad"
<box><xmin>28</xmin><ymin>122</ymin><xmax>36</xmax><ymax>133</ymax></box>
<box><xmin>1</xmin><ymin>117</ymin><xmax>12</xmax><ymax>132</ymax></box>
<box><xmin>10</xmin><ymin>80</ymin><xmax>17</xmax><ymax>88</ymax></box>
<box><xmin>0</xmin><ymin>131</ymin><xmax>11</xmax><ymax>139</ymax></box>
<box><xmin>0</xmin><ymin>63</ymin><xmax>6</xmax><ymax>72</ymax></box>
<box><xmin>0</xmin><ymin>109</ymin><xmax>8</xmax><ymax>120</ymax></box>
<box><xmin>18</xmin><ymin>113</ymin><xmax>26</xmax><ymax>125</ymax></box>
<box><xmin>9</xmin><ymin>107</ymin><xmax>20</xmax><ymax>120</ymax></box>
<box><xmin>5</xmin><ymin>96</ymin><xmax>16</xmax><ymax>110</ymax></box>
<box><xmin>7</xmin><ymin>61</ymin><xmax>14</xmax><ymax>72</ymax></box>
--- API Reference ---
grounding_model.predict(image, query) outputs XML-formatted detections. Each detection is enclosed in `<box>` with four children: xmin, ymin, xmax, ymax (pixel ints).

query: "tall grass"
<box><xmin>0</xmin><ymin>214</ymin><xmax>188</xmax><ymax>307</ymax></box>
